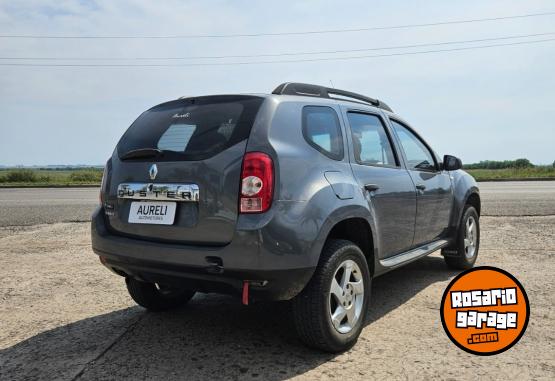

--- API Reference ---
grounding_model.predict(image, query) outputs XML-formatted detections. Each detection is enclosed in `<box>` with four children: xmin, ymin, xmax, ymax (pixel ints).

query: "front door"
<box><xmin>389</xmin><ymin>119</ymin><xmax>453</xmax><ymax>245</ymax></box>
<box><xmin>343</xmin><ymin>110</ymin><xmax>417</xmax><ymax>259</ymax></box>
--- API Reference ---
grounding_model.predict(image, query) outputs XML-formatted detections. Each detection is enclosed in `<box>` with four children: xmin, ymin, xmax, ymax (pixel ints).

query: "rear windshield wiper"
<box><xmin>120</xmin><ymin>148</ymin><xmax>164</xmax><ymax>160</ymax></box>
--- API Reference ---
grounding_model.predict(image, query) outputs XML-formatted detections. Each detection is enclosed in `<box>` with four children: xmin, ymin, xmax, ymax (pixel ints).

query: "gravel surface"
<box><xmin>1</xmin><ymin>216</ymin><xmax>554</xmax><ymax>380</ymax></box>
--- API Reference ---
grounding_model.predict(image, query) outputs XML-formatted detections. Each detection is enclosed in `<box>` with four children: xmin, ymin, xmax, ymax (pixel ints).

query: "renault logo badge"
<box><xmin>149</xmin><ymin>164</ymin><xmax>158</xmax><ymax>180</ymax></box>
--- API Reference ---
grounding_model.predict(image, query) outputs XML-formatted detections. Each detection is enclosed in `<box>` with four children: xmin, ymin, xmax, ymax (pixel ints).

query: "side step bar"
<box><xmin>379</xmin><ymin>239</ymin><xmax>449</xmax><ymax>268</ymax></box>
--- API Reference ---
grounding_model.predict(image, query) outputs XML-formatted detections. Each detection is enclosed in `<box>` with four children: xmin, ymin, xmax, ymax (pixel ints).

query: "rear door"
<box><xmin>342</xmin><ymin>108</ymin><xmax>417</xmax><ymax>259</ymax></box>
<box><xmin>104</xmin><ymin>95</ymin><xmax>265</xmax><ymax>245</ymax></box>
<box><xmin>388</xmin><ymin>119</ymin><xmax>453</xmax><ymax>245</ymax></box>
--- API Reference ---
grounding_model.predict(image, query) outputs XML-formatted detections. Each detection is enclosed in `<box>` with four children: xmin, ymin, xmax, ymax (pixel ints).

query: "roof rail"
<box><xmin>272</xmin><ymin>82</ymin><xmax>393</xmax><ymax>112</ymax></box>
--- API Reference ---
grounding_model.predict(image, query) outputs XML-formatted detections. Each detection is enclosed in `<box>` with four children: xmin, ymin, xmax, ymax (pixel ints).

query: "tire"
<box><xmin>292</xmin><ymin>239</ymin><xmax>371</xmax><ymax>353</ymax></box>
<box><xmin>126</xmin><ymin>278</ymin><xmax>195</xmax><ymax>312</ymax></box>
<box><xmin>443</xmin><ymin>206</ymin><xmax>480</xmax><ymax>270</ymax></box>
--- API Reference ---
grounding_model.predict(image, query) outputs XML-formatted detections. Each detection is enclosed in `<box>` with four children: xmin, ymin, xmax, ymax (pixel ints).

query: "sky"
<box><xmin>0</xmin><ymin>0</ymin><xmax>554</xmax><ymax>166</ymax></box>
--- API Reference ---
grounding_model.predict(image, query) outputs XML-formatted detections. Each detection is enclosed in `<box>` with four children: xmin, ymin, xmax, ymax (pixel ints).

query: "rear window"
<box><xmin>117</xmin><ymin>95</ymin><xmax>264</xmax><ymax>161</ymax></box>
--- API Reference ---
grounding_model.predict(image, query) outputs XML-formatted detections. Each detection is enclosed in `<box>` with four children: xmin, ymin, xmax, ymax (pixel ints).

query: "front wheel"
<box><xmin>292</xmin><ymin>239</ymin><xmax>371</xmax><ymax>352</ymax></box>
<box><xmin>443</xmin><ymin>205</ymin><xmax>480</xmax><ymax>270</ymax></box>
<box><xmin>126</xmin><ymin>278</ymin><xmax>195</xmax><ymax>311</ymax></box>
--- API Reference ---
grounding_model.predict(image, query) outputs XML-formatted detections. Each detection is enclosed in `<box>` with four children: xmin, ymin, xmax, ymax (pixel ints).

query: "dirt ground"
<box><xmin>0</xmin><ymin>216</ymin><xmax>554</xmax><ymax>380</ymax></box>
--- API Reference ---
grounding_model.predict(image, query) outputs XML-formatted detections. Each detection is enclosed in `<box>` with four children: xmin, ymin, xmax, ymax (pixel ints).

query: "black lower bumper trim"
<box><xmin>96</xmin><ymin>249</ymin><xmax>313</xmax><ymax>301</ymax></box>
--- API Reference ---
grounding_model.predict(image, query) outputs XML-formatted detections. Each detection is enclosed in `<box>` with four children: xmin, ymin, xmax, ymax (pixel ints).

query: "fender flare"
<box><xmin>451</xmin><ymin>186</ymin><xmax>481</xmax><ymax>234</ymax></box>
<box><xmin>308</xmin><ymin>203</ymin><xmax>378</xmax><ymax>269</ymax></box>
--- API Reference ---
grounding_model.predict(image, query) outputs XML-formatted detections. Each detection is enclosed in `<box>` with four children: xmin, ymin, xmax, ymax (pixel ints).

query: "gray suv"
<box><xmin>92</xmin><ymin>82</ymin><xmax>480</xmax><ymax>352</ymax></box>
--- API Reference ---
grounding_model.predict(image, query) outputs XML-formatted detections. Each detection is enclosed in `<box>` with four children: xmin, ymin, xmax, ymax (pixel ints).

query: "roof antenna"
<box><xmin>329</xmin><ymin>79</ymin><xmax>335</xmax><ymax>88</ymax></box>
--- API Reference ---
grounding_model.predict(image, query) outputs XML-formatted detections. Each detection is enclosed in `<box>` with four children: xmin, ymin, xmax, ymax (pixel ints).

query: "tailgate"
<box><xmin>102</xmin><ymin>95</ymin><xmax>264</xmax><ymax>245</ymax></box>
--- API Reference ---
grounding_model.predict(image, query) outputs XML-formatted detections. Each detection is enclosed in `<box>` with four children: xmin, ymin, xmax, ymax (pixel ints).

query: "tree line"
<box><xmin>463</xmin><ymin>158</ymin><xmax>544</xmax><ymax>169</ymax></box>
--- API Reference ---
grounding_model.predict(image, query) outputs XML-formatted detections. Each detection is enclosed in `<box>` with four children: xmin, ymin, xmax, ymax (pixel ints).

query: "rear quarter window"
<box><xmin>302</xmin><ymin>106</ymin><xmax>344</xmax><ymax>160</ymax></box>
<box><xmin>117</xmin><ymin>95</ymin><xmax>264</xmax><ymax>161</ymax></box>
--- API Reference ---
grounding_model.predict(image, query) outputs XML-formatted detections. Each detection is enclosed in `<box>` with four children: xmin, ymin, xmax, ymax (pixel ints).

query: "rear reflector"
<box><xmin>242</xmin><ymin>281</ymin><xmax>249</xmax><ymax>305</ymax></box>
<box><xmin>240</xmin><ymin>152</ymin><xmax>273</xmax><ymax>213</ymax></box>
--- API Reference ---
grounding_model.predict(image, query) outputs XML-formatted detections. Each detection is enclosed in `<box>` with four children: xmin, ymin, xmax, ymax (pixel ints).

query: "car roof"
<box><xmin>263</xmin><ymin>93</ymin><xmax>394</xmax><ymax>116</ymax></box>
<box><xmin>172</xmin><ymin>90</ymin><xmax>402</xmax><ymax>119</ymax></box>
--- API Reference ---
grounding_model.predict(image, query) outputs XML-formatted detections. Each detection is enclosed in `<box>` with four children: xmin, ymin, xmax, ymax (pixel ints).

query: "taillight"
<box><xmin>240</xmin><ymin>152</ymin><xmax>274</xmax><ymax>213</ymax></box>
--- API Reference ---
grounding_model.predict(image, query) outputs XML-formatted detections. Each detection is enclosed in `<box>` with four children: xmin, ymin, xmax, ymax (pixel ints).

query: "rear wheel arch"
<box><xmin>325</xmin><ymin>217</ymin><xmax>375</xmax><ymax>276</ymax></box>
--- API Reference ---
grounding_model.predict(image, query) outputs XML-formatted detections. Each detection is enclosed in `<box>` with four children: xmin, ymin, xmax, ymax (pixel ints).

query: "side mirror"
<box><xmin>443</xmin><ymin>155</ymin><xmax>462</xmax><ymax>171</ymax></box>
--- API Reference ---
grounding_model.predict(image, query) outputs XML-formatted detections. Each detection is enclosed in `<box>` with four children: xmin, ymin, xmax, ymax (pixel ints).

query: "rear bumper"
<box><xmin>91</xmin><ymin>206</ymin><xmax>314</xmax><ymax>300</ymax></box>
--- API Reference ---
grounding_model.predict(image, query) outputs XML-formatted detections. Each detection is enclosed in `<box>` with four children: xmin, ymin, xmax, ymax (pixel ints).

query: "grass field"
<box><xmin>465</xmin><ymin>167</ymin><xmax>555</xmax><ymax>181</ymax></box>
<box><xmin>0</xmin><ymin>166</ymin><xmax>554</xmax><ymax>187</ymax></box>
<box><xmin>0</xmin><ymin>168</ymin><xmax>103</xmax><ymax>187</ymax></box>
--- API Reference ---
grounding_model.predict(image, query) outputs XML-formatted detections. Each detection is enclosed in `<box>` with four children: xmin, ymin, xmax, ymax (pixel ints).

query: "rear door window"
<box><xmin>117</xmin><ymin>95</ymin><xmax>264</xmax><ymax>161</ymax></box>
<box><xmin>302</xmin><ymin>106</ymin><xmax>344</xmax><ymax>160</ymax></box>
<box><xmin>347</xmin><ymin>112</ymin><xmax>398</xmax><ymax>167</ymax></box>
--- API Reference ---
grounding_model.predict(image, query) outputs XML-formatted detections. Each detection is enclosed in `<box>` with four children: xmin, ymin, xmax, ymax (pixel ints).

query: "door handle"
<box><xmin>416</xmin><ymin>183</ymin><xmax>426</xmax><ymax>191</ymax></box>
<box><xmin>364</xmin><ymin>183</ymin><xmax>380</xmax><ymax>192</ymax></box>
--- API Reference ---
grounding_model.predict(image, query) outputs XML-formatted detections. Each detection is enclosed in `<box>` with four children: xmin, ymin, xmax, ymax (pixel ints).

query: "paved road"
<box><xmin>479</xmin><ymin>181</ymin><xmax>555</xmax><ymax>216</ymax></box>
<box><xmin>0</xmin><ymin>181</ymin><xmax>554</xmax><ymax>226</ymax></box>
<box><xmin>0</xmin><ymin>188</ymin><xmax>99</xmax><ymax>227</ymax></box>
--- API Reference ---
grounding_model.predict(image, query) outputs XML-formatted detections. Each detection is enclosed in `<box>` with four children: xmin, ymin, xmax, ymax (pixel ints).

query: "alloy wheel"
<box><xmin>329</xmin><ymin>259</ymin><xmax>365</xmax><ymax>334</ymax></box>
<box><xmin>464</xmin><ymin>216</ymin><xmax>477</xmax><ymax>259</ymax></box>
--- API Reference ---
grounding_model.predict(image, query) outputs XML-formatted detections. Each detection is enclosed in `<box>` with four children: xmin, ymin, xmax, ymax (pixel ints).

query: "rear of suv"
<box><xmin>92</xmin><ymin>83</ymin><xmax>480</xmax><ymax>352</ymax></box>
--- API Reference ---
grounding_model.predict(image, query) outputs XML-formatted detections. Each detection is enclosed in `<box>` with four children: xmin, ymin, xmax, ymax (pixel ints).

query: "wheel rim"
<box><xmin>329</xmin><ymin>259</ymin><xmax>364</xmax><ymax>334</ymax></box>
<box><xmin>464</xmin><ymin>216</ymin><xmax>477</xmax><ymax>259</ymax></box>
